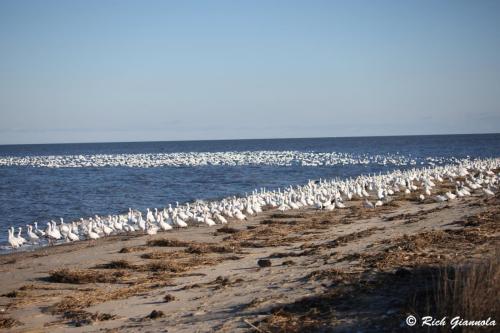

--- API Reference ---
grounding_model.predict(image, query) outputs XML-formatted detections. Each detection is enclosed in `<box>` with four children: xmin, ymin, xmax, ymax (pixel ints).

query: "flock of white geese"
<box><xmin>7</xmin><ymin>158</ymin><xmax>499</xmax><ymax>249</ymax></box>
<box><xmin>0</xmin><ymin>151</ymin><xmax>463</xmax><ymax>168</ymax></box>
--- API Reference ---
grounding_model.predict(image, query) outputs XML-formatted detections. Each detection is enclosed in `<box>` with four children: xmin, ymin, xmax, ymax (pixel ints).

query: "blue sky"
<box><xmin>1</xmin><ymin>0</ymin><xmax>499</xmax><ymax>144</ymax></box>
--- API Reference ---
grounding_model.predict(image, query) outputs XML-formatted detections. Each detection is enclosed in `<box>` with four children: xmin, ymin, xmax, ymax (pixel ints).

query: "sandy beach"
<box><xmin>1</xmin><ymin>178</ymin><xmax>499</xmax><ymax>333</ymax></box>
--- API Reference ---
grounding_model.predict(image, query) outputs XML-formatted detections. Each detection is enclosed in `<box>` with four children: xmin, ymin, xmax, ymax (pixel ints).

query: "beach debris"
<box><xmin>146</xmin><ymin>310</ymin><xmax>165</xmax><ymax>320</ymax></box>
<box><xmin>258</xmin><ymin>259</ymin><xmax>272</xmax><ymax>267</ymax></box>
<box><xmin>216</xmin><ymin>226</ymin><xmax>240</xmax><ymax>234</ymax></box>
<box><xmin>163</xmin><ymin>294</ymin><xmax>177</xmax><ymax>302</ymax></box>
<box><xmin>62</xmin><ymin>310</ymin><xmax>116</xmax><ymax>326</ymax></box>
<box><xmin>47</xmin><ymin>268</ymin><xmax>122</xmax><ymax>284</ymax></box>
<box><xmin>0</xmin><ymin>317</ymin><xmax>23</xmax><ymax>329</ymax></box>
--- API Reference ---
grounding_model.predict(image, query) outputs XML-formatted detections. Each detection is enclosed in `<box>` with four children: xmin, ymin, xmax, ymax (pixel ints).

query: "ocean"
<box><xmin>1</xmin><ymin>134</ymin><xmax>499</xmax><ymax>245</ymax></box>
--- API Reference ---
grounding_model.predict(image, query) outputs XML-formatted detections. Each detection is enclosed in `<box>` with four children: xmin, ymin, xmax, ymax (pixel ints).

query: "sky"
<box><xmin>0</xmin><ymin>0</ymin><xmax>500</xmax><ymax>144</ymax></box>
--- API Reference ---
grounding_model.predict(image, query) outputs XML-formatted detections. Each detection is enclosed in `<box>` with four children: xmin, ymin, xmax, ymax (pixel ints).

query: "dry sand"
<box><xmin>1</xmin><ymin>189</ymin><xmax>499</xmax><ymax>332</ymax></box>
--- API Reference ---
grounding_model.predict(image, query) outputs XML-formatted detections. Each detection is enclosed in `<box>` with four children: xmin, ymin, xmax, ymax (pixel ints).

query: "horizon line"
<box><xmin>1</xmin><ymin>131</ymin><xmax>499</xmax><ymax>147</ymax></box>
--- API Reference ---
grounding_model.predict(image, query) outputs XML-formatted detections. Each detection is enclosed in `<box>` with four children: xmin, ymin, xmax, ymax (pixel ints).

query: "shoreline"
<box><xmin>3</xmin><ymin>158</ymin><xmax>499</xmax><ymax>251</ymax></box>
<box><xmin>1</xmin><ymin>181</ymin><xmax>499</xmax><ymax>332</ymax></box>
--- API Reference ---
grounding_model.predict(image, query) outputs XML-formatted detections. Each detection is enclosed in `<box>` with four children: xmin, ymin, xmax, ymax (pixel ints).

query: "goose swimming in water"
<box><xmin>50</xmin><ymin>221</ymin><xmax>62</xmax><ymax>239</ymax></box>
<box><xmin>102</xmin><ymin>222</ymin><xmax>113</xmax><ymax>237</ymax></box>
<box><xmin>146</xmin><ymin>222</ymin><xmax>158</xmax><ymax>235</ymax></box>
<box><xmin>234</xmin><ymin>209</ymin><xmax>247</xmax><ymax>220</ymax></box>
<box><xmin>66</xmin><ymin>224</ymin><xmax>80</xmax><ymax>242</ymax></box>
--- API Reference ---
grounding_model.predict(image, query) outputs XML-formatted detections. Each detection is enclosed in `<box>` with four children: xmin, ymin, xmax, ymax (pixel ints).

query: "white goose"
<box><xmin>66</xmin><ymin>225</ymin><xmax>80</xmax><ymax>242</ymax></box>
<box><xmin>158</xmin><ymin>214</ymin><xmax>173</xmax><ymax>231</ymax></box>
<box><xmin>234</xmin><ymin>209</ymin><xmax>247</xmax><ymax>221</ymax></box>
<box><xmin>146</xmin><ymin>222</ymin><xmax>158</xmax><ymax>235</ymax></box>
<box><xmin>8</xmin><ymin>228</ymin><xmax>20</xmax><ymax>248</ymax></box>
<box><xmin>50</xmin><ymin>221</ymin><xmax>62</xmax><ymax>239</ymax></box>
<box><xmin>16</xmin><ymin>227</ymin><xmax>27</xmax><ymax>245</ymax></box>
<box><xmin>87</xmin><ymin>222</ymin><xmax>100</xmax><ymax>240</ymax></box>
<box><xmin>46</xmin><ymin>222</ymin><xmax>61</xmax><ymax>245</ymax></box>
<box><xmin>33</xmin><ymin>222</ymin><xmax>45</xmax><ymax>237</ymax></box>
<box><xmin>483</xmin><ymin>187</ymin><xmax>495</xmax><ymax>196</ymax></box>
<box><xmin>203</xmin><ymin>214</ymin><xmax>216</xmax><ymax>227</ymax></box>
<box><xmin>174</xmin><ymin>214</ymin><xmax>188</xmax><ymax>228</ymax></box>
<box><xmin>27</xmin><ymin>225</ymin><xmax>39</xmax><ymax>244</ymax></box>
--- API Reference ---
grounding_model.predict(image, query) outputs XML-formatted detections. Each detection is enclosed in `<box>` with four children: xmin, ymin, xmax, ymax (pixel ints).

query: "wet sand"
<box><xmin>1</xmin><ymin>188</ymin><xmax>499</xmax><ymax>332</ymax></box>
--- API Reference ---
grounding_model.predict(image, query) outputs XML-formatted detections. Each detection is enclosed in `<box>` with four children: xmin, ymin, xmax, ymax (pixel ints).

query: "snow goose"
<box><xmin>87</xmin><ymin>222</ymin><xmax>100</xmax><ymax>240</ymax></box>
<box><xmin>67</xmin><ymin>225</ymin><xmax>80</xmax><ymax>242</ymax></box>
<box><xmin>483</xmin><ymin>187</ymin><xmax>495</xmax><ymax>196</ymax></box>
<box><xmin>33</xmin><ymin>222</ymin><xmax>45</xmax><ymax>237</ymax></box>
<box><xmin>204</xmin><ymin>214</ymin><xmax>216</xmax><ymax>226</ymax></box>
<box><xmin>27</xmin><ymin>225</ymin><xmax>39</xmax><ymax>244</ymax></box>
<box><xmin>8</xmin><ymin>228</ymin><xmax>20</xmax><ymax>248</ymax></box>
<box><xmin>158</xmin><ymin>215</ymin><xmax>173</xmax><ymax>231</ymax></box>
<box><xmin>214</xmin><ymin>213</ymin><xmax>228</xmax><ymax>224</ymax></box>
<box><xmin>16</xmin><ymin>227</ymin><xmax>27</xmax><ymax>245</ymax></box>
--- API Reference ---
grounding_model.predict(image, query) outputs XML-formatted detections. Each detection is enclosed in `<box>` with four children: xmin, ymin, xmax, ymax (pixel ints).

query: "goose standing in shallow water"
<box><xmin>50</xmin><ymin>221</ymin><xmax>62</xmax><ymax>239</ymax></box>
<box><xmin>45</xmin><ymin>222</ymin><xmax>61</xmax><ymax>245</ymax></box>
<box><xmin>8</xmin><ymin>228</ymin><xmax>20</xmax><ymax>248</ymax></box>
<box><xmin>158</xmin><ymin>214</ymin><xmax>173</xmax><ymax>231</ymax></box>
<box><xmin>66</xmin><ymin>225</ymin><xmax>80</xmax><ymax>242</ymax></box>
<box><xmin>16</xmin><ymin>227</ymin><xmax>27</xmax><ymax>245</ymax></box>
<box><xmin>27</xmin><ymin>225</ymin><xmax>39</xmax><ymax>244</ymax></box>
<box><xmin>33</xmin><ymin>222</ymin><xmax>45</xmax><ymax>237</ymax></box>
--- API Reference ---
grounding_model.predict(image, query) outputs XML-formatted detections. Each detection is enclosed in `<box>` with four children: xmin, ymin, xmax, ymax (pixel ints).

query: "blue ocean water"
<box><xmin>0</xmin><ymin>134</ymin><xmax>499</xmax><ymax>244</ymax></box>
